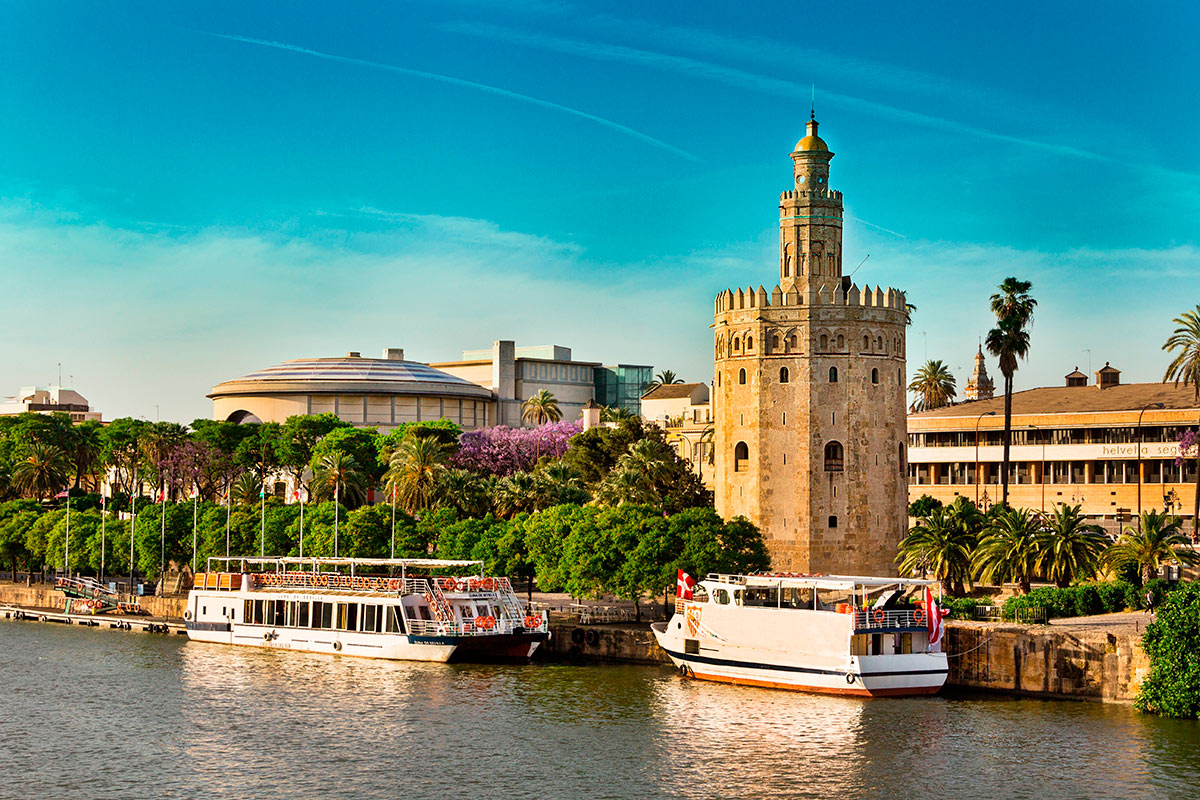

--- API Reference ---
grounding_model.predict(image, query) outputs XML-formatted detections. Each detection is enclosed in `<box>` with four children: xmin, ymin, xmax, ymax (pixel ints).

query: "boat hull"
<box><xmin>651</xmin><ymin>622</ymin><xmax>947</xmax><ymax>698</ymax></box>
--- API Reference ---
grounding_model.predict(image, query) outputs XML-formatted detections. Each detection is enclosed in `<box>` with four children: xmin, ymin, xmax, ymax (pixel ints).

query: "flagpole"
<box><xmin>129</xmin><ymin>466</ymin><xmax>137</xmax><ymax>593</ymax></box>
<box><xmin>160</xmin><ymin>487</ymin><xmax>166</xmax><ymax>589</ymax></box>
<box><xmin>64</xmin><ymin>491</ymin><xmax>70</xmax><ymax>578</ymax></box>
<box><xmin>334</xmin><ymin>483</ymin><xmax>339</xmax><ymax>558</ymax></box>
<box><xmin>100</xmin><ymin>489</ymin><xmax>106</xmax><ymax>583</ymax></box>
<box><xmin>225</xmin><ymin>477</ymin><xmax>231</xmax><ymax>558</ymax></box>
<box><xmin>298</xmin><ymin>492</ymin><xmax>305</xmax><ymax>559</ymax></box>
<box><xmin>260</xmin><ymin>478</ymin><xmax>266</xmax><ymax>557</ymax></box>
<box><xmin>390</xmin><ymin>485</ymin><xmax>396</xmax><ymax>560</ymax></box>
<box><xmin>192</xmin><ymin>487</ymin><xmax>198</xmax><ymax>573</ymax></box>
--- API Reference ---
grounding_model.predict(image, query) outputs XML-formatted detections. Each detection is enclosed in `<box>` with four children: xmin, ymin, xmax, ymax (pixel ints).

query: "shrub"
<box><xmin>944</xmin><ymin>595</ymin><xmax>987</xmax><ymax>620</ymax></box>
<box><xmin>1071</xmin><ymin>584</ymin><xmax>1103</xmax><ymax>617</ymax></box>
<box><xmin>1095</xmin><ymin>581</ymin><xmax>1131</xmax><ymax>613</ymax></box>
<box><xmin>1136</xmin><ymin>581</ymin><xmax>1200</xmax><ymax>718</ymax></box>
<box><xmin>1142</xmin><ymin>578</ymin><xmax>1180</xmax><ymax>609</ymax></box>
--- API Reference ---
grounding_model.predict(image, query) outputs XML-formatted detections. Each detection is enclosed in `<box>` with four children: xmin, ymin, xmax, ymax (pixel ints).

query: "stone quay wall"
<box><xmin>0</xmin><ymin>581</ymin><xmax>187</xmax><ymax>619</ymax></box>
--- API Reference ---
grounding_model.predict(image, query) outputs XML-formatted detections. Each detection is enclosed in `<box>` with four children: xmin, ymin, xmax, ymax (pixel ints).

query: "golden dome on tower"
<box><xmin>795</xmin><ymin>118</ymin><xmax>829</xmax><ymax>152</ymax></box>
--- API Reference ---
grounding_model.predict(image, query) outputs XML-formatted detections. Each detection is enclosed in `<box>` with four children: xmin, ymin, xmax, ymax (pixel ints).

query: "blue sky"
<box><xmin>2</xmin><ymin>1</ymin><xmax>1197</xmax><ymax>422</ymax></box>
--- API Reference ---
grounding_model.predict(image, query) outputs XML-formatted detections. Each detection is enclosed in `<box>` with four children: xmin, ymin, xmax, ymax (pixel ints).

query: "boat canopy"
<box><xmin>705</xmin><ymin>573</ymin><xmax>940</xmax><ymax>592</ymax></box>
<box><xmin>204</xmin><ymin>556</ymin><xmax>484</xmax><ymax>575</ymax></box>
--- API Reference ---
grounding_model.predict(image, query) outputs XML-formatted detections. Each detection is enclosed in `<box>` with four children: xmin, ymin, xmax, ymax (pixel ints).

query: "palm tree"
<box><xmin>1162</xmin><ymin>305</ymin><xmax>1200</xmax><ymax>537</ymax></box>
<box><xmin>433</xmin><ymin>468</ymin><xmax>492</xmax><ymax>518</ymax></box>
<box><xmin>492</xmin><ymin>472</ymin><xmax>540</xmax><ymax>518</ymax></box>
<box><xmin>521</xmin><ymin>390</ymin><xmax>562</xmax><ymax>425</ymax></box>
<box><xmin>905</xmin><ymin>302</ymin><xmax>917</xmax><ymax>326</ymax></box>
<box><xmin>973</xmin><ymin>506</ymin><xmax>1043</xmax><ymax>593</ymax></box>
<box><xmin>230</xmin><ymin>472</ymin><xmax>264</xmax><ymax>506</ymax></box>
<box><xmin>312</xmin><ymin>452</ymin><xmax>366</xmax><ymax>507</ymax></box>
<box><xmin>67</xmin><ymin>420</ymin><xmax>104</xmax><ymax>491</ymax></box>
<box><xmin>1106</xmin><ymin>510</ymin><xmax>1200</xmax><ymax>585</ymax></box>
<box><xmin>1038</xmin><ymin>503</ymin><xmax>1108</xmax><ymax>587</ymax></box>
<box><xmin>986</xmin><ymin>277</ymin><xmax>1036</xmax><ymax>505</ymax></box>
<box><xmin>534</xmin><ymin>461</ymin><xmax>589</xmax><ymax>508</ymax></box>
<box><xmin>896</xmin><ymin>505</ymin><xmax>976</xmax><ymax>595</ymax></box>
<box><xmin>594</xmin><ymin>467</ymin><xmax>658</xmax><ymax>507</ymax></box>
<box><xmin>13</xmin><ymin>443</ymin><xmax>70</xmax><ymax>500</ymax></box>
<box><xmin>600</xmin><ymin>405</ymin><xmax>636</xmax><ymax>423</ymax></box>
<box><xmin>907</xmin><ymin>360</ymin><xmax>958</xmax><ymax>412</ymax></box>
<box><xmin>384</xmin><ymin>436</ymin><xmax>448</xmax><ymax>515</ymax></box>
<box><xmin>647</xmin><ymin>370</ymin><xmax>684</xmax><ymax>389</ymax></box>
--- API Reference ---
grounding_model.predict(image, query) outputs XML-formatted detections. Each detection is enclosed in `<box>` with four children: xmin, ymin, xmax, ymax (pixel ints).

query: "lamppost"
<box><xmin>1137</xmin><ymin>402</ymin><xmax>1165</xmax><ymax>529</ymax></box>
<box><xmin>975</xmin><ymin>410</ymin><xmax>996</xmax><ymax>505</ymax></box>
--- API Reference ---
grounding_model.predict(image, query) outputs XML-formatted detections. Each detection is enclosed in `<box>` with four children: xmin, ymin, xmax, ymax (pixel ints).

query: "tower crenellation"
<box><xmin>713</xmin><ymin>117</ymin><xmax>908</xmax><ymax>576</ymax></box>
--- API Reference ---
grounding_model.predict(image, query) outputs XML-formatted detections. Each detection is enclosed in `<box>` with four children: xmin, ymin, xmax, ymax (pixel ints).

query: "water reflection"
<box><xmin>3</xmin><ymin>621</ymin><xmax>1200</xmax><ymax>800</ymax></box>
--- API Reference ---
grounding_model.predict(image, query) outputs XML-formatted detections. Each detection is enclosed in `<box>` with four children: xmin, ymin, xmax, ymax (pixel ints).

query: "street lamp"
<box><xmin>1137</xmin><ymin>402</ymin><xmax>1165</xmax><ymax>528</ymax></box>
<box><xmin>975</xmin><ymin>410</ymin><xmax>997</xmax><ymax>506</ymax></box>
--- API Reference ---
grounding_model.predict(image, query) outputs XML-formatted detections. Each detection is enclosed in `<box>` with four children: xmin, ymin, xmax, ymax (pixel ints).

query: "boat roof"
<box><xmin>704</xmin><ymin>573</ymin><xmax>939</xmax><ymax>591</ymax></box>
<box><xmin>205</xmin><ymin>557</ymin><xmax>483</xmax><ymax>570</ymax></box>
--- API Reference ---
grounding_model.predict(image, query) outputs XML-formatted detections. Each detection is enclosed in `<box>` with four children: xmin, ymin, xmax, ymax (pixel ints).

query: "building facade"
<box><xmin>713</xmin><ymin>117</ymin><xmax>909</xmax><ymax>575</ymax></box>
<box><xmin>433</xmin><ymin>341</ymin><xmax>652</xmax><ymax>426</ymax></box>
<box><xmin>0</xmin><ymin>386</ymin><xmax>102</xmax><ymax>422</ymax></box>
<box><xmin>908</xmin><ymin>365</ymin><xmax>1200</xmax><ymax>535</ymax></box>
<box><xmin>642</xmin><ymin>382</ymin><xmax>714</xmax><ymax>486</ymax></box>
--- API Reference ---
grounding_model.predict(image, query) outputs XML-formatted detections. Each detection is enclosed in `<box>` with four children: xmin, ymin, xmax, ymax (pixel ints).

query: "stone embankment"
<box><xmin>0</xmin><ymin>581</ymin><xmax>186</xmax><ymax>619</ymax></box>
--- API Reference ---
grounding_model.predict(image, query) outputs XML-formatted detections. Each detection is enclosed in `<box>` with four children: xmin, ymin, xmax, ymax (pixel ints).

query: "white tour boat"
<box><xmin>651</xmin><ymin>573</ymin><xmax>949</xmax><ymax>697</ymax></box>
<box><xmin>186</xmin><ymin>557</ymin><xmax>548</xmax><ymax>662</ymax></box>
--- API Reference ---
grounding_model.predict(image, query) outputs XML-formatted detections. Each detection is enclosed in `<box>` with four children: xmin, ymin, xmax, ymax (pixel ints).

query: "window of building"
<box><xmin>899</xmin><ymin>443</ymin><xmax>905</xmax><ymax>475</ymax></box>
<box><xmin>819</xmin><ymin>334</ymin><xmax>828</xmax><ymax>350</ymax></box>
<box><xmin>734</xmin><ymin>441</ymin><xmax>749</xmax><ymax>472</ymax></box>
<box><xmin>863</xmin><ymin>335</ymin><xmax>869</xmax><ymax>350</ymax></box>
<box><xmin>772</xmin><ymin>335</ymin><xmax>780</xmax><ymax>350</ymax></box>
<box><xmin>837</xmin><ymin>334</ymin><xmax>845</xmax><ymax>349</ymax></box>
<box><xmin>789</xmin><ymin>335</ymin><xmax>797</xmax><ymax>349</ymax></box>
<box><xmin>739</xmin><ymin>368</ymin><xmax>747</xmax><ymax>385</ymax></box>
<box><xmin>746</xmin><ymin>336</ymin><xmax>753</xmax><ymax>350</ymax></box>
<box><xmin>824</xmin><ymin>441</ymin><xmax>844</xmax><ymax>472</ymax></box>
<box><xmin>734</xmin><ymin>339</ymin><xmax>740</xmax><ymax>351</ymax></box>
<box><xmin>829</xmin><ymin>366</ymin><xmax>838</xmax><ymax>382</ymax></box>
<box><xmin>871</xmin><ymin>368</ymin><xmax>879</xmax><ymax>384</ymax></box>
<box><xmin>828</xmin><ymin>515</ymin><xmax>838</xmax><ymax>528</ymax></box>
<box><xmin>780</xmin><ymin>367</ymin><xmax>789</xmax><ymax>383</ymax></box>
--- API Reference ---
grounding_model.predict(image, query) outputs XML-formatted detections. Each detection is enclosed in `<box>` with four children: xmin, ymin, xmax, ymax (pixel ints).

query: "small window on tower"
<box><xmin>828</xmin><ymin>515</ymin><xmax>838</xmax><ymax>528</ymax></box>
<box><xmin>819</xmin><ymin>334</ymin><xmax>828</xmax><ymax>350</ymax></box>
<box><xmin>837</xmin><ymin>334</ymin><xmax>845</xmax><ymax>350</ymax></box>
<box><xmin>734</xmin><ymin>442</ymin><xmax>749</xmax><ymax>472</ymax></box>
<box><xmin>789</xmin><ymin>335</ymin><xmax>797</xmax><ymax>349</ymax></box>
<box><xmin>863</xmin><ymin>335</ymin><xmax>870</xmax><ymax>350</ymax></box>
<box><xmin>746</xmin><ymin>336</ymin><xmax>753</xmax><ymax>350</ymax></box>
<box><xmin>772</xmin><ymin>335</ymin><xmax>780</xmax><ymax>350</ymax></box>
<box><xmin>871</xmin><ymin>368</ymin><xmax>880</xmax><ymax>384</ymax></box>
<box><xmin>734</xmin><ymin>339</ymin><xmax>740</xmax><ymax>351</ymax></box>
<box><xmin>739</xmin><ymin>369</ymin><xmax>747</xmax><ymax>385</ymax></box>
<box><xmin>829</xmin><ymin>366</ymin><xmax>838</xmax><ymax>383</ymax></box>
<box><xmin>780</xmin><ymin>367</ymin><xmax>789</xmax><ymax>383</ymax></box>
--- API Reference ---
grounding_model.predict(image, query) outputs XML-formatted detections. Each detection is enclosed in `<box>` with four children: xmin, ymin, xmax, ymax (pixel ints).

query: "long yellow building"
<box><xmin>907</xmin><ymin>364</ymin><xmax>1200</xmax><ymax>536</ymax></box>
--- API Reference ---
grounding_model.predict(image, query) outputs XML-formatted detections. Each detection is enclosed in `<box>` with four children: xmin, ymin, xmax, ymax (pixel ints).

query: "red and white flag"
<box><xmin>676</xmin><ymin>569</ymin><xmax>696</xmax><ymax>600</ymax></box>
<box><xmin>924</xmin><ymin>587</ymin><xmax>950</xmax><ymax>652</ymax></box>
<box><xmin>294</xmin><ymin>487</ymin><xmax>308</xmax><ymax>504</ymax></box>
<box><xmin>99</xmin><ymin>494</ymin><xmax>107</xmax><ymax>508</ymax></box>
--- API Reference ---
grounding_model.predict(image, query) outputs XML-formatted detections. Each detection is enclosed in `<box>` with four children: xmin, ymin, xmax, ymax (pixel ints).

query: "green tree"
<box><xmin>310</xmin><ymin>427</ymin><xmax>382</xmax><ymax>485</ymax></box>
<box><xmin>561</xmin><ymin>417</ymin><xmax>645</xmax><ymax>484</ymax></box>
<box><xmin>312</xmin><ymin>452</ymin><xmax>367</xmax><ymax>508</ymax></box>
<box><xmin>384</xmin><ymin>436</ymin><xmax>448</xmax><ymax>514</ymax></box>
<box><xmin>377</xmin><ymin>419</ymin><xmax>462</xmax><ymax>463</ymax></box>
<box><xmin>908</xmin><ymin>494</ymin><xmax>944</xmax><ymax>519</ymax></box>
<box><xmin>647</xmin><ymin>370</ymin><xmax>684</xmax><ymax>389</ymax></box>
<box><xmin>1135</xmin><ymin>581</ymin><xmax>1200</xmax><ymax>718</ymax></box>
<box><xmin>1106</xmin><ymin>510</ymin><xmax>1200</xmax><ymax>585</ymax></box>
<box><xmin>492</xmin><ymin>472</ymin><xmax>540</xmax><ymax>518</ymax></box>
<box><xmin>277</xmin><ymin>414</ymin><xmax>353</xmax><ymax>495</ymax></box>
<box><xmin>907</xmin><ymin>359</ymin><xmax>958</xmax><ymax>412</ymax></box>
<box><xmin>433</xmin><ymin>467</ymin><xmax>493</xmax><ymax>517</ymax></box>
<box><xmin>341</xmin><ymin>504</ymin><xmax>391</xmax><ymax>558</ymax></box>
<box><xmin>524</xmin><ymin>504</ymin><xmax>590</xmax><ymax>592</ymax></box>
<box><xmin>1038</xmin><ymin>503</ymin><xmax>1108</xmax><ymax>588</ymax></box>
<box><xmin>973</xmin><ymin>506</ymin><xmax>1043</xmax><ymax>593</ymax></box>
<box><xmin>986</xmin><ymin>277</ymin><xmax>1037</xmax><ymax>505</ymax></box>
<box><xmin>100</xmin><ymin>417</ymin><xmax>153</xmax><ymax>496</ymax></box>
<box><xmin>521</xmin><ymin>390</ymin><xmax>562</xmax><ymax>425</ymax></box>
<box><xmin>533</xmin><ymin>461</ymin><xmax>589</xmax><ymax>508</ymax></box>
<box><xmin>66</xmin><ymin>420</ymin><xmax>104</xmax><ymax>491</ymax></box>
<box><xmin>13</xmin><ymin>442</ymin><xmax>70</xmax><ymax>500</ymax></box>
<box><xmin>1162</xmin><ymin>305</ymin><xmax>1200</xmax><ymax>536</ymax></box>
<box><xmin>897</xmin><ymin>505</ymin><xmax>977</xmax><ymax>595</ymax></box>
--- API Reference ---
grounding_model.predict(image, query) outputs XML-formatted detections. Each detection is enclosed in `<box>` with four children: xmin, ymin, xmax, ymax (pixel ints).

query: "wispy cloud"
<box><xmin>439</xmin><ymin>21</ymin><xmax>1191</xmax><ymax>174</ymax></box>
<box><xmin>196</xmin><ymin>31</ymin><xmax>698</xmax><ymax>162</ymax></box>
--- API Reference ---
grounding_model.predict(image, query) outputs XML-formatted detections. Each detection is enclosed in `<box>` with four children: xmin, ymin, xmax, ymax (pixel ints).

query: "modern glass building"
<box><xmin>595</xmin><ymin>364</ymin><xmax>654</xmax><ymax>416</ymax></box>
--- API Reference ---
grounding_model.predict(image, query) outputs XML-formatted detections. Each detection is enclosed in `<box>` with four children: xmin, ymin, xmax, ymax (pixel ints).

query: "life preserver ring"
<box><xmin>846</xmin><ymin>672</ymin><xmax>856</xmax><ymax>684</ymax></box>
<box><xmin>476</xmin><ymin>615</ymin><xmax>495</xmax><ymax>631</ymax></box>
<box><xmin>873</xmin><ymin>608</ymin><xmax>885</xmax><ymax>623</ymax></box>
<box><xmin>442</xmin><ymin>577</ymin><xmax>457</xmax><ymax>592</ymax></box>
<box><xmin>480</xmin><ymin>578</ymin><xmax>495</xmax><ymax>592</ymax></box>
<box><xmin>524</xmin><ymin>615</ymin><xmax>541</xmax><ymax>629</ymax></box>
<box><xmin>388</xmin><ymin>578</ymin><xmax>401</xmax><ymax>592</ymax></box>
<box><xmin>333</xmin><ymin>641</ymin><xmax>342</xmax><ymax>651</ymax></box>
<box><xmin>184</xmin><ymin>611</ymin><xmax>192</xmax><ymax>621</ymax></box>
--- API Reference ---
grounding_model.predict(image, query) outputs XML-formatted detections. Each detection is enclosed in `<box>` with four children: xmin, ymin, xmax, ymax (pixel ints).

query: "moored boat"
<box><xmin>186</xmin><ymin>557</ymin><xmax>547</xmax><ymax>662</ymax></box>
<box><xmin>651</xmin><ymin>573</ymin><xmax>949</xmax><ymax>697</ymax></box>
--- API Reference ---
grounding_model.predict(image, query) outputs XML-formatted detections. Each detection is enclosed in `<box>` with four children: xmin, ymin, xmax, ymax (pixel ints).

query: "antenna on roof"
<box><xmin>810</xmin><ymin>84</ymin><xmax>816</xmax><ymax>120</ymax></box>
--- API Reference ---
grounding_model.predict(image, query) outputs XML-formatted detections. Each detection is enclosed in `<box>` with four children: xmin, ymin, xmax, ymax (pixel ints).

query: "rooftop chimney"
<box><xmin>347</xmin><ymin>351</ymin><xmax>362</xmax><ymax>358</ymax></box>
<box><xmin>1065</xmin><ymin>367</ymin><xmax>1088</xmax><ymax>387</ymax></box>
<box><xmin>382</xmin><ymin>347</ymin><xmax>405</xmax><ymax>361</ymax></box>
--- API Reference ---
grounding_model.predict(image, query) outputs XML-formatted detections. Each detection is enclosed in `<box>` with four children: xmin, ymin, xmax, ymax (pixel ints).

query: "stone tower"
<box><xmin>964</xmin><ymin>345</ymin><xmax>995</xmax><ymax>401</ymax></box>
<box><xmin>713</xmin><ymin>117</ymin><xmax>908</xmax><ymax>576</ymax></box>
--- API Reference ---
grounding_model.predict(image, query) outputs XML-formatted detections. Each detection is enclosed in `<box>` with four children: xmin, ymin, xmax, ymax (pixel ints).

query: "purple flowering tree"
<box><xmin>1176</xmin><ymin>429</ymin><xmax>1200</xmax><ymax>539</ymax></box>
<box><xmin>453</xmin><ymin>421</ymin><xmax>582</xmax><ymax>476</ymax></box>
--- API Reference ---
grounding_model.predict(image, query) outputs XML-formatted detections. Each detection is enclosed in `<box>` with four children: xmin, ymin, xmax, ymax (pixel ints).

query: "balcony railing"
<box><xmin>854</xmin><ymin>609</ymin><xmax>924</xmax><ymax>630</ymax></box>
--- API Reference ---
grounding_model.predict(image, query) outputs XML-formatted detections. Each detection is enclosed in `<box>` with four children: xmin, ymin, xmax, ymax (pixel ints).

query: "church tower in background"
<box><xmin>964</xmin><ymin>345</ymin><xmax>995</xmax><ymax>401</ymax></box>
<box><xmin>712</xmin><ymin>117</ymin><xmax>909</xmax><ymax>576</ymax></box>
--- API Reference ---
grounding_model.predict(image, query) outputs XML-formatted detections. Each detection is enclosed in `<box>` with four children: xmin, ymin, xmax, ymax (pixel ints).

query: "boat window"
<box><xmin>458</xmin><ymin>604</ymin><xmax>474</xmax><ymax>619</ymax></box>
<box><xmin>363</xmin><ymin>604</ymin><xmax>378</xmax><ymax>633</ymax></box>
<box><xmin>851</xmin><ymin>634</ymin><xmax>868</xmax><ymax>656</ymax></box>
<box><xmin>732</xmin><ymin>590</ymin><xmax>743</xmax><ymax>606</ymax></box>
<box><xmin>385</xmin><ymin>606</ymin><xmax>405</xmax><ymax>634</ymax></box>
<box><xmin>243</xmin><ymin>600</ymin><xmax>252</xmax><ymax>621</ymax></box>
<box><xmin>416</xmin><ymin>605</ymin><xmax>432</xmax><ymax>621</ymax></box>
<box><xmin>272</xmin><ymin>601</ymin><xmax>286</xmax><ymax>627</ymax></box>
<box><xmin>298</xmin><ymin>601</ymin><xmax>310</xmax><ymax>628</ymax></box>
<box><xmin>871</xmin><ymin>634</ymin><xmax>884</xmax><ymax>655</ymax></box>
<box><xmin>684</xmin><ymin>639</ymin><xmax>700</xmax><ymax>655</ymax></box>
<box><xmin>476</xmin><ymin>604</ymin><xmax>492</xmax><ymax>618</ymax></box>
<box><xmin>897</xmin><ymin>633</ymin><xmax>912</xmax><ymax>654</ymax></box>
<box><xmin>714</xmin><ymin>588</ymin><xmax>731</xmax><ymax>605</ymax></box>
<box><xmin>782</xmin><ymin>587</ymin><xmax>813</xmax><ymax>609</ymax></box>
<box><xmin>285</xmin><ymin>601</ymin><xmax>299</xmax><ymax>627</ymax></box>
<box><xmin>337</xmin><ymin>603</ymin><xmax>358</xmax><ymax>632</ymax></box>
<box><xmin>313</xmin><ymin>601</ymin><xmax>333</xmax><ymax>629</ymax></box>
<box><xmin>742</xmin><ymin>587</ymin><xmax>779</xmax><ymax>607</ymax></box>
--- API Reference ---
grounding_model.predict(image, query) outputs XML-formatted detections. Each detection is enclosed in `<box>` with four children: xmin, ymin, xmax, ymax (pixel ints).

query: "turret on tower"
<box><xmin>779</xmin><ymin>116</ymin><xmax>844</xmax><ymax>294</ymax></box>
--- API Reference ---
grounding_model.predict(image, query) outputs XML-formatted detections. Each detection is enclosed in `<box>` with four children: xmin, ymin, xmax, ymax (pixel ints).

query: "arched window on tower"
<box><xmin>739</xmin><ymin>368</ymin><xmax>747</xmax><ymax>385</ymax></box>
<box><xmin>898</xmin><ymin>442</ymin><xmax>906</xmax><ymax>474</ymax></box>
<box><xmin>871</xmin><ymin>368</ymin><xmax>880</xmax><ymax>384</ymax></box>
<box><xmin>863</xmin><ymin>335</ymin><xmax>870</xmax><ymax>350</ymax></box>
<box><xmin>837</xmin><ymin>334</ymin><xmax>845</xmax><ymax>350</ymax></box>
<box><xmin>780</xmin><ymin>367</ymin><xmax>789</xmax><ymax>383</ymax></box>
<box><xmin>734</xmin><ymin>441</ymin><xmax>749</xmax><ymax>472</ymax></box>
<box><xmin>772</xmin><ymin>334</ymin><xmax>780</xmax><ymax>351</ymax></box>
<box><xmin>824</xmin><ymin>441</ymin><xmax>844</xmax><ymax>472</ymax></box>
<box><xmin>829</xmin><ymin>366</ymin><xmax>838</xmax><ymax>382</ymax></box>
<box><xmin>789</xmin><ymin>335</ymin><xmax>797</xmax><ymax>350</ymax></box>
<box><xmin>746</xmin><ymin>336</ymin><xmax>754</xmax><ymax>350</ymax></box>
<box><xmin>733</xmin><ymin>339</ymin><xmax>740</xmax><ymax>352</ymax></box>
<box><xmin>819</xmin><ymin>334</ymin><xmax>828</xmax><ymax>350</ymax></box>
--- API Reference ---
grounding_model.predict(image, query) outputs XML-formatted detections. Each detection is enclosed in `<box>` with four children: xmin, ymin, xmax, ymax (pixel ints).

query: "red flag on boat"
<box><xmin>676</xmin><ymin>569</ymin><xmax>695</xmax><ymax>600</ymax></box>
<box><xmin>924</xmin><ymin>586</ymin><xmax>949</xmax><ymax>652</ymax></box>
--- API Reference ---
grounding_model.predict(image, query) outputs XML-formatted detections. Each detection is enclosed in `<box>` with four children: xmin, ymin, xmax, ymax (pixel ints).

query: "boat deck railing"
<box><xmin>854</xmin><ymin>608</ymin><xmax>924</xmax><ymax>631</ymax></box>
<box><xmin>406</xmin><ymin>613</ymin><xmax>546</xmax><ymax>638</ymax></box>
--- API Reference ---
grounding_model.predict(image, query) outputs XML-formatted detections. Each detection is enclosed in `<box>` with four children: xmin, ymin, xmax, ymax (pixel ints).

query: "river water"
<box><xmin>2</xmin><ymin>621</ymin><xmax>1197</xmax><ymax>799</ymax></box>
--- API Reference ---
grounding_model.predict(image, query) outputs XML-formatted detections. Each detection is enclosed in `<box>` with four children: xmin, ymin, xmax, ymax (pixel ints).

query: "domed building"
<box><xmin>209</xmin><ymin>348</ymin><xmax>495</xmax><ymax>431</ymax></box>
